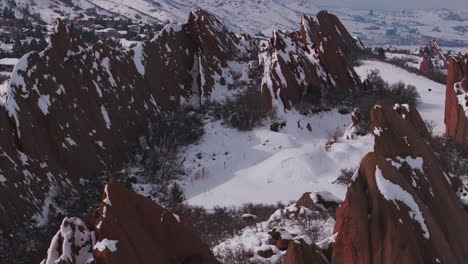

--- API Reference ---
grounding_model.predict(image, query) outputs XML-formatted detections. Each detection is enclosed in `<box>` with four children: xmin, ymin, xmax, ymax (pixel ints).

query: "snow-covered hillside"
<box><xmin>3</xmin><ymin>1</ymin><xmax>468</xmax><ymax>45</ymax></box>
<box><xmin>355</xmin><ymin>60</ymin><xmax>446</xmax><ymax>134</ymax></box>
<box><xmin>182</xmin><ymin>111</ymin><xmax>373</xmax><ymax>207</ymax></box>
<box><xmin>180</xmin><ymin>60</ymin><xmax>447</xmax><ymax>208</ymax></box>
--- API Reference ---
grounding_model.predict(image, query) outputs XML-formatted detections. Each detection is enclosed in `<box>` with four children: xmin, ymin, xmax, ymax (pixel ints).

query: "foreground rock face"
<box><xmin>42</xmin><ymin>183</ymin><xmax>217</xmax><ymax>264</ymax></box>
<box><xmin>332</xmin><ymin>101</ymin><xmax>468</xmax><ymax>263</ymax></box>
<box><xmin>0</xmin><ymin>9</ymin><xmax>255</xmax><ymax>230</ymax></box>
<box><xmin>41</xmin><ymin>217</ymin><xmax>95</xmax><ymax>264</ymax></box>
<box><xmin>284</xmin><ymin>239</ymin><xmax>328</xmax><ymax>264</ymax></box>
<box><xmin>444</xmin><ymin>54</ymin><xmax>468</xmax><ymax>146</ymax></box>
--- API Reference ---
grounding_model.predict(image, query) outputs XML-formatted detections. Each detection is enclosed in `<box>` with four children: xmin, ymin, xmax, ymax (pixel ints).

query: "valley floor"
<box><xmin>180</xmin><ymin>60</ymin><xmax>447</xmax><ymax>208</ymax></box>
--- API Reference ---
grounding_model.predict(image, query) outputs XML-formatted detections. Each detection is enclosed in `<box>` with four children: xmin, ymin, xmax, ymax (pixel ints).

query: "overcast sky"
<box><xmin>314</xmin><ymin>0</ymin><xmax>468</xmax><ymax>10</ymax></box>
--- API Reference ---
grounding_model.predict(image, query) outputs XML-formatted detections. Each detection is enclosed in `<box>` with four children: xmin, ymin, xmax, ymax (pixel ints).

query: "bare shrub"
<box><xmin>424</xmin><ymin>120</ymin><xmax>437</xmax><ymax>135</ymax></box>
<box><xmin>210</xmin><ymin>89</ymin><xmax>276</xmax><ymax>131</ymax></box>
<box><xmin>433</xmin><ymin>136</ymin><xmax>468</xmax><ymax>177</ymax></box>
<box><xmin>324</xmin><ymin>128</ymin><xmax>343</xmax><ymax>151</ymax></box>
<box><xmin>386</xmin><ymin>57</ymin><xmax>447</xmax><ymax>84</ymax></box>
<box><xmin>126</xmin><ymin>106</ymin><xmax>205</xmax><ymax>203</ymax></box>
<box><xmin>215</xmin><ymin>244</ymin><xmax>254</xmax><ymax>264</ymax></box>
<box><xmin>0</xmin><ymin>74</ymin><xmax>8</xmax><ymax>84</ymax></box>
<box><xmin>353</xmin><ymin>70</ymin><xmax>421</xmax><ymax>134</ymax></box>
<box><xmin>181</xmin><ymin>203</ymin><xmax>282</xmax><ymax>248</ymax></box>
<box><xmin>332</xmin><ymin>168</ymin><xmax>355</xmax><ymax>185</ymax></box>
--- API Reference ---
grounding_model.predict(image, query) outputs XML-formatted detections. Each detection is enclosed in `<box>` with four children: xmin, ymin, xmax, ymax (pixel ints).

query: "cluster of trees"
<box><xmin>10</xmin><ymin>27</ymin><xmax>48</xmax><ymax>57</ymax></box>
<box><xmin>1</xmin><ymin>6</ymin><xmax>15</xmax><ymax>19</ymax></box>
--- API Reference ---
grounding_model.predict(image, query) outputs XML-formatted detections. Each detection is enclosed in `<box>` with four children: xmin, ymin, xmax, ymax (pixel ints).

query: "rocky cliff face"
<box><xmin>332</xmin><ymin>101</ymin><xmax>468</xmax><ymax>263</ymax></box>
<box><xmin>0</xmin><ymin>9</ymin><xmax>257</xmax><ymax>231</ymax></box>
<box><xmin>444</xmin><ymin>54</ymin><xmax>468</xmax><ymax>146</ymax></box>
<box><xmin>259</xmin><ymin>10</ymin><xmax>362</xmax><ymax>109</ymax></box>
<box><xmin>41</xmin><ymin>183</ymin><xmax>217</xmax><ymax>264</ymax></box>
<box><xmin>0</xmin><ymin>9</ymin><xmax>362</xmax><ymax>233</ymax></box>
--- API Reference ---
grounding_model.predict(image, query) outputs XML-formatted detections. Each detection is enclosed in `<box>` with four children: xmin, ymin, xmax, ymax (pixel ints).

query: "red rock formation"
<box><xmin>42</xmin><ymin>183</ymin><xmax>218</xmax><ymax>264</ymax></box>
<box><xmin>429</xmin><ymin>40</ymin><xmax>449</xmax><ymax>69</ymax></box>
<box><xmin>260</xmin><ymin>10</ymin><xmax>362</xmax><ymax>109</ymax></box>
<box><xmin>302</xmin><ymin>11</ymin><xmax>362</xmax><ymax>90</ymax></box>
<box><xmin>419</xmin><ymin>53</ymin><xmax>434</xmax><ymax>73</ymax></box>
<box><xmin>41</xmin><ymin>217</ymin><xmax>95</xmax><ymax>264</ymax></box>
<box><xmin>419</xmin><ymin>40</ymin><xmax>448</xmax><ymax>70</ymax></box>
<box><xmin>284</xmin><ymin>239</ymin><xmax>328</xmax><ymax>264</ymax></box>
<box><xmin>0</xmin><ymin>10</ymin><xmax>255</xmax><ymax>230</ymax></box>
<box><xmin>332</xmin><ymin>101</ymin><xmax>468</xmax><ymax>263</ymax></box>
<box><xmin>296</xmin><ymin>191</ymin><xmax>342</xmax><ymax>211</ymax></box>
<box><xmin>0</xmin><ymin>8</ymin><xmax>364</xmax><ymax>240</ymax></box>
<box><xmin>444</xmin><ymin>54</ymin><xmax>468</xmax><ymax>146</ymax></box>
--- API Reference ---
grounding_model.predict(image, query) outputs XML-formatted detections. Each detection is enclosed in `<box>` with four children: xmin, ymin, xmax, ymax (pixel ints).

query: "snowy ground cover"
<box><xmin>355</xmin><ymin>60</ymin><xmax>446</xmax><ymax>134</ymax></box>
<box><xmin>181</xmin><ymin>109</ymin><xmax>374</xmax><ymax>207</ymax></box>
<box><xmin>385</xmin><ymin>52</ymin><xmax>423</xmax><ymax>69</ymax></box>
<box><xmin>181</xmin><ymin>59</ymin><xmax>447</xmax><ymax>209</ymax></box>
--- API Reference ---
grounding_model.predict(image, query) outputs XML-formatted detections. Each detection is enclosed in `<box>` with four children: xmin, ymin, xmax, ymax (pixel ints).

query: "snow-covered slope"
<box><xmin>4</xmin><ymin>1</ymin><xmax>468</xmax><ymax>44</ymax></box>
<box><xmin>355</xmin><ymin>60</ymin><xmax>446</xmax><ymax>134</ymax></box>
<box><xmin>181</xmin><ymin>60</ymin><xmax>447</xmax><ymax>208</ymax></box>
<box><xmin>182</xmin><ymin>111</ymin><xmax>373</xmax><ymax>207</ymax></box>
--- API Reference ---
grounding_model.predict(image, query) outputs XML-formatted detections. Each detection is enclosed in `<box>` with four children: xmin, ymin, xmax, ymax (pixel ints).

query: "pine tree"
<box><xmin>28</xmin><ymin>39</ymin><xmax>38</xmax><ymax>51</ymax></box>
<box><xmin>166</xmin><ymin>183</ymin><xmax>185</xmax><ymax>210</ymax></box>
<box><xmin>13</xmin><ymin>38</ymin><xmax>23</xmax><ymax>57</ymax></box>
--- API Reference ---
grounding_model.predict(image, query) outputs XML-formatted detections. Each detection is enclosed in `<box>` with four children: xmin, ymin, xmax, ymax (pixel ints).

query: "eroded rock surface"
<box><xmin>42</xmin><ymin>183</ymin><xmax>217</xmax><ymax>264</ymax></box>
<box><xmin>444</xmin><ymin>54</ymin><xmax>468</xmax><ymax>146</ymax></box>
<box><xmin>332</xmin><ymin>101</ymin><xmax>468</xmax><ymax>264</ymax></box>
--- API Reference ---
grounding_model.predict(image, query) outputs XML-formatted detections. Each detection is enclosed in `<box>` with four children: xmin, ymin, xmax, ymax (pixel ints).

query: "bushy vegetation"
<box><xmin>386</xmin><ymin>56</ymin><xmax>447</xmax><ymax>84</ymax></box>
<box><xmin>208</xmin><ymin>89</ymin><xmax>276</xmax><ymax>131</ymax></box>
<box><xmin>125</xmin><ymin>106</ymin><xmax>204</xmax><ymax>207</ymax></box>
<box><xmin>215</xmin><ymin>243</ymin><xmax>254</xmax><ymax>264</ymax></box>
<box><xmin>333</xmin><ymin>168</ymin><xmax>355</xmax><ymax>185</ymax></box>
<box><xmin>351</xmin><ymin>70</ymin><xmax>421</xmax><ymax>133</ymax></box>
<box><xmin>182</xmin><ymin>203</ymin><xmax>283</xmax><ymax>248</ymax></box>
<box><xmin>433</xmin><ymin>136</ymin><xmax>468</xmax><ymax>178</ymax></box>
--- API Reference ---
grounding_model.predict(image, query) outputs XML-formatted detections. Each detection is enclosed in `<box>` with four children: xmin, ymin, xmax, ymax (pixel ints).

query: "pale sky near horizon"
<box><xmin>314</xmin><ymin>0</ymin><xmax>468</xmax><ymax>10</ymax></box>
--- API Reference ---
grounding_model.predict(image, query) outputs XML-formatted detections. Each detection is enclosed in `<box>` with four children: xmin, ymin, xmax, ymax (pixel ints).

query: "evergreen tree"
<box><xmin>375</xmin><ymin>47</ymin><xmax>386</xmax><ymax>59</ymax></box>
<box><xmin>13</xmin><ymin>38</ymin><xmax>23</xmax><ymax>57</ymax></box>
<box><xmin>38</xmin><ymin>36</ymin><xmax>48</xmax><ymax>50</ymax></box>
<box><xmin>165</xmin><ymin>183</ymin><xmax>185</xmax><ymax>210</ymax></box>
<box><xmin>2</xmin><ymin>7</ymin><xmax>15</xmax><ymax>19</ymax></box>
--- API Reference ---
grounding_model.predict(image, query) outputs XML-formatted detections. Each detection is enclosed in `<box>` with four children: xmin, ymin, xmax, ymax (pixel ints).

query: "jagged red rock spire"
<box><xmin>444</xmin><ymin>54</ymin><xmax>468</xmax><ymax>146</ymax></box>
<box><xmin>42</xmin><ymin>183</ymin><xmax>218</xmax><ymax>264</ymax></box>
<box><xmin>332</xmin><ymin>101</ymin><xmax>468</xmax><ymax>263</ymax></box>
<box><xmin>260</xmin><ymin>10</ymin><xmax>362</xmax><ymax>110</ymax></box>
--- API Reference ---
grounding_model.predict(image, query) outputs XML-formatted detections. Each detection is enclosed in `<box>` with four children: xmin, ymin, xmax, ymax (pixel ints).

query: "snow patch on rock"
<box><xmin>94</xmin><ymin>239</ymin><xmax>118</xmax><ymax>252</ymax></box>
<box><xmin>375</xmin><ymin>166</ymin><xmax>430</xmax><ymax>239</ymax></box>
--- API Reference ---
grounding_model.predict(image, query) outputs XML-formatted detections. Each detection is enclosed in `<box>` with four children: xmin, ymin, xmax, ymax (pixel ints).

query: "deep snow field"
<box><xmin>180</xmin><ymin>60</ymin><xmax>446</xmax><ymax>208</ymax></box>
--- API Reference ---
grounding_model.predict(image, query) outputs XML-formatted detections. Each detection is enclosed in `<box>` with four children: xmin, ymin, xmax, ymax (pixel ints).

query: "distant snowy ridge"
<box><xmin>3</xmin><ymin>1</ymin><xmax>468</xmax><ymax>44</ymax></box>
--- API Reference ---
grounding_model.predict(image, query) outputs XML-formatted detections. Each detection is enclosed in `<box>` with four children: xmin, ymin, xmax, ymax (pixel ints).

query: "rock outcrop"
<box><xmin>332</xmin><ymin>101</ymin><xmax>468</xmax><ymax>263</ymax></box>
<box><xmin>419</xmin><ymin>53</ymin><xmax>434</xmax><ymax>73</ymax></box>
<box><xmin>260</xmin><ymin>10</ymin><xmax>362</xmax><ymax>109</ymax></box>
<box><xmin>419</xmin><ymin>40</ymin><xmax>449</xmax><ymax>71</ymax></box>
<box><xmin>0</xmin><ymin>9</ymin><xmax>362</xmax><ymax>233</ymax></box>
<box><xmin>42</xmin><ymin>183</ymin><xmax>217</xmax><ymax>264</ymax></box>
<box><xmin>444</xmin><ymin>54</ymin><xmax>468</xmax><ymax>146</ymax></box>
<box><xmin>0</xmin><ymin>9</ymin><xmax>256</xmax><ymax>231</ymax></box>
<box><xmin>284</xmin><ymin>238</ymin><xmax>328</xmax><ymax>264</ymax></box>
<box><xmin>41</xmin><ymin>217</ymin><xmax>95</xmax><ymax>264</ymax></box>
